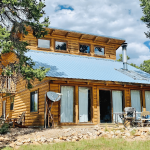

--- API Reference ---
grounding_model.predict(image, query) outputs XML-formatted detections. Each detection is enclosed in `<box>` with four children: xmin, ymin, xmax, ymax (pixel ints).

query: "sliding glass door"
<box><xmin>61</xmin><ymin>86</ymin><xmax>74</xmax><ymax>123</ymax></box>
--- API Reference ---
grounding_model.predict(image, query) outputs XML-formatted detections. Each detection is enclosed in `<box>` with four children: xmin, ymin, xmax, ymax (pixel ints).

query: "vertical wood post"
<box><xmin>142</xmin><ymin>90</ymin><xmax>146</xmax><ymax>109</ymax></box>
<box><xmin>75</xmin><ymin>85</ymin><xmax>78</xmax><ymax>124</ymax></box>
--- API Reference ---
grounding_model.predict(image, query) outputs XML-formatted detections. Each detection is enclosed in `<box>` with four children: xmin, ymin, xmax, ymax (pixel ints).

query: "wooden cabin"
<box><xmin>1</xmin><ymin>27</ymin><xmax>150</xmax><ymax>127</ymax></box>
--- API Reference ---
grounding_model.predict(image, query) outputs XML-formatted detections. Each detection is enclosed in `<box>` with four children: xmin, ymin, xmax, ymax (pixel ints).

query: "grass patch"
<box><xmin>2</xmin><ymin>137</ymin><xmax>150</xmax><ymax>150</ymax></box>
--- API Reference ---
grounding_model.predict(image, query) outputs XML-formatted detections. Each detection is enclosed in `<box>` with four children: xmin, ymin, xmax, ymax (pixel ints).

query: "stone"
<box><xmin>87</xmin><ymin>132</ymin><xmax>92</xmax><ymax>136</ymax></box>
<box><xmin>125</xmin><ymin>132</ymin><xmax>130</xmax><ymax>137</ymax></box>
<box><xmin>134</xmin><ymin>132</ymin><xmax>141</xmax><ymax>136</ymax></box>
<box><xmin>72</xmin><ymin>136</ymin><xmax>78</xmax><ymax>140</ymax></box>
<box><xmin>47</xmin><ymin>138</ymin><xmax>53</xmax><ymax>143</ymax></box>
<box><xmin>110</xmin><ymin>131</ymin><xmax>114</xmax><ymax>135</ymax></box>
<box><xmin>9</xmin><ymin>142</ymin><xmax>15</xmax><ymax>148</ymax></box>
<box><xmin>53</xmin><ymin>139</ymin><xmax>60</xmax><ymax>143</ymax></box>
<box><xmin>71</xmin><ymin>139</ymin><xmax>76</xmax><ymax>142</ymax></box>
<box><xmin>101</xmin><ymin>134</ymin><xmax>112</xmax><ymax>139</ymax></box>
<box><xmin>32</xmin><ymin>141</ymin><xmax>41</xmax><ymax>145</ymax></box>
<box><xmin>66</xmin><ymin>139</ymin><xmax>70</xmax><ymax>142</ymax></box>
<box><xmin>16</xmin><ymin>142</ymin><xmax>22</xmax><ymax>146</ymax></box>
<box><xmin>115</xmin><ymin>130</ymin><xmax>121</xmax><ymax>135</ymax></box>
<box><xmin>62</xmin><ymin>136</ymin><xmax>67</xmax><ymax>140</ymax></box>
<box><xmin>41</xmin><ymin>137</ymin><xmax>46</xmax><ymax>142</ymax></box>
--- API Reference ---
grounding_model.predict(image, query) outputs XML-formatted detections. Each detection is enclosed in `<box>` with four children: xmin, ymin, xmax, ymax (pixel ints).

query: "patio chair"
<box><xmin>9</xmin><ymin>111</ymin><xmax>27</xmax><ymax>128</ymax></box>
<box><xmin>123</xmin><ymin>107</ymin><xmax>136</xmax><ymax>127</ymax></box>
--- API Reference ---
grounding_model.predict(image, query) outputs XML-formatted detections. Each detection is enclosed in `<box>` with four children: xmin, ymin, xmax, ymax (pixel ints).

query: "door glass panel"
<box><xmin>131</xmin><ymin>90</ymin><xmax>141</xmax><ymax>112</ymax></box>
<box><xmin>61</xmin><ymin>86</ymin><xmax>74</xmax><ymax>122</ymax></box>
<box><xmin>79</xmin><ymin>87</ymin><xmax>91</xmax><ymax>122</ymax></box>
<box><xmin>145</xmin><ymin>91</ymin><xmax>150</xmax><ymax>111</ymax></box>
<box><xmin>112</xmin><ymin>91</ymin><xmax>123</xmax><ymax>123</ymax></box>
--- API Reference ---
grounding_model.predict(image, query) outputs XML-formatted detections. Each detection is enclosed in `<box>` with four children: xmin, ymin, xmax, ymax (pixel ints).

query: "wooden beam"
<box><xmin>106</xmin><ymin>39</ymin><xmax>111</xmax><ymax>44</ymax></box>
<box><xmin>50</xmin><ymin>29</ymin><xmax>55</xmax><ymax>36</ymax></box>
<box><xmin>141</xmin><ymin>85</ymin><xmax>143</xmax><ymax>88</ymax></box>
<box><xmin>93</xmin><ymin>36</ymin><xmax>98</xmax><ymax>42</ymax></box>
<box><xmin>124</xmin><ymin>84</ymin><xmax>127</xmax><ymax>87</ymax></box>
<box><xmin>79</xmin><ymin>34</ymin><xmax>84</xmax><ymax>40</ymax></box>
<box><xmin>65</xmin><ymin>32</ymin><xmax>70</xmax><ymax>38</ymax></box>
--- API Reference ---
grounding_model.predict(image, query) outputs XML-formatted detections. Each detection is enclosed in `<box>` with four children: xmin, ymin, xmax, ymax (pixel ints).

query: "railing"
<box><xmin>0</xmin><ymin>75</ymin><xmax>17</xmax><ymax>93</ymax></box>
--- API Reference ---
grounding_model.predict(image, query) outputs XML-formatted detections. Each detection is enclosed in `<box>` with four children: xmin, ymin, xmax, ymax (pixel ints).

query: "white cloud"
<box><xmin>42</xmin><ymin>0</ymin><xmax>150</xmax><ymax>65</ymax></box>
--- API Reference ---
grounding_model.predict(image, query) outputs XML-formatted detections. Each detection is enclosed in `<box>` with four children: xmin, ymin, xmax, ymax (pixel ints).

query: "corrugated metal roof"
<box><xmin>26</xmin><ymin>50</ymin><xmax>150</xmax><ymax>84</ymax></box>
<box><xmin>48</xmin><ymin>26</ymin><xmax>125</xmax><ymax>41</ymax></box>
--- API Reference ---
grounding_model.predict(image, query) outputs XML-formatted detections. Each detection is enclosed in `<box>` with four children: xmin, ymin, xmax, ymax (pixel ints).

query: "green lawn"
<box><xmin>3</xmin><ymin>138</ymin><xmax>150</xmax><ymax>150</ymax></box>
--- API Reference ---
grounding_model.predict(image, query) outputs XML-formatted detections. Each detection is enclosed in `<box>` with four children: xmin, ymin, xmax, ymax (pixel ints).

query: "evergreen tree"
<box><xmin>140</xmin><ymin>0</ymin><xmax>150</xmax><ymax>38</ymax></box>
<box><xmin>0</xmin><ymin>0</ymin><xmax>50</xmax><ymax>89</ymax></box>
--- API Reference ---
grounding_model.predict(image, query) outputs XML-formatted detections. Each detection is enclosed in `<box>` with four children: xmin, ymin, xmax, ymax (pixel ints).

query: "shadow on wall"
<box><xmin>32</xmin><ymin>114</ymin><xmax>43</xmax><ymax>127</ymax></box>
<box><xmin>34</xmin><ymin>61</ymin><xmax>68</xmax><ymax>77</ymax></box>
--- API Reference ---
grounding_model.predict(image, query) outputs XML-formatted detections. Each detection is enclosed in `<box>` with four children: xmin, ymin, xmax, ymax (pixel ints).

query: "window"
<box><xmin>55</xmin><ymin>41</ymin><xmax>66</xmax><ymax>50</ymax></box>
<box><xmin>79</xmin><ymin>44</ymin><xmax>90</xmax><ymax>53</ymax></box>
<box><xmin>38</xmin><ymin>39</ymin><xmax>50</xmax><ymax>49</ymax></box>
<box><xmin>30</xmin><ymin>91</ymin><xmax>38</xmax><ymax>112</ymax></box>
<box><xmin>10</xmin><ymin>96</ymin><xmax>14</xmax><ymax>110</ymax></box>
<box><xmin>94</xmin><ymin>46</ymin><xmax>104</xmax><ymax>55</ymax></box>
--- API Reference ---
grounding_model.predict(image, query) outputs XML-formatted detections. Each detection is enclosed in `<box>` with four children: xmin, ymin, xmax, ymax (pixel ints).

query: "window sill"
<box><xmin>79</xmin><ymin>52</ymin><xmax>91</xmax><ymax>56</ymax></box>
<box><xmin>94</xmin><ymin>54</ymin><xmax>106</xmax><ymax>58</ymax></box>
<box><xmin>30</xmin><ymin>112</ymin><xmax>39</xmax><ymax>114</ymax></box>
<box><xmin>37</xmin><ymin>47</ymin><xmax>52</xmax><ymax>51</ymax></box>
<box><xmin>55</xmin><ymin>50</ymin><xmax>68</xmax><ymax>53</ymax></box>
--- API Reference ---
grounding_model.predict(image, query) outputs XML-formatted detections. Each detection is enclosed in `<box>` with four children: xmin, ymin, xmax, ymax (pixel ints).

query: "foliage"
<box><xmin>140</xmin><ymin>0</ymin><xmax>150</xmax><ymax>38</ymax></box>
<box><xmin>0</xmin><ymin>123</ymin><xmax>9</xmax><ymax>134</ymax></box>
<box><xmin>0</xmin><ymin>0</ymin><xmax>50</xmax><ymax>89</ymax></box>
<box><xmin>139</xmin><ymin>59</ymin><xmax>150</xmax><ymax>74</ymax></box>
<box><xmin>130</xmin><ymin>63</ymin><xmax>140</xmax><ymax>69</ymax></box>
<box><xmin>117</xmin><ymin>54</ymin><xmax>130</xmax><ymax>62</ymax></box>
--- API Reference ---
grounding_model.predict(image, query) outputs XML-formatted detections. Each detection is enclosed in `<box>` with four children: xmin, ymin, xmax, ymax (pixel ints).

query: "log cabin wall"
<box><xmin>48</xmin><ymin>80</ymin><xmax>150</xmax><ymax>126</ymax></box>
<box><xmin>1</xmin><ymin>77</ymin><xmax>49</xmax><ymax>127</ymax></box>
<box><xmin>22</xmin><ymin>28</ymin><xmax>125</xmax><ymax>60</ymax></box>
<box><xmin>1</xmin><ymin>76</ymin><xmax>150</xmax><ymax>127</ymax></box>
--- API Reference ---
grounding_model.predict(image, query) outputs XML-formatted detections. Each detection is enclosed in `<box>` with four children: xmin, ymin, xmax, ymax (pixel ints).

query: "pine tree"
<box><xmin>0</xmin><ymin>0</ymin><xmax>50</xmax><ymax>89</ymax></box>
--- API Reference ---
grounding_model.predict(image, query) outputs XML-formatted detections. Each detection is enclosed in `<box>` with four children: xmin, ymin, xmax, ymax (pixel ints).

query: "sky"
<box><xmin>42</xmin><ymin>0</ymin><xmax>150</xmax><ymax>66</ymax></box>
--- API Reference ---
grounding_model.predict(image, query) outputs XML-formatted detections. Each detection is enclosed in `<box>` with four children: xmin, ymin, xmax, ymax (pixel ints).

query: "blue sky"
<box><xmin>42</xmin><ymin>0</ymin><xmax>150</xmax><ymax>66</ymax></box>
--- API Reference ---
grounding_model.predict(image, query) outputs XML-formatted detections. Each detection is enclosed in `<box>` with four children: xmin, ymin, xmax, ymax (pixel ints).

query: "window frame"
<box><xmin>94</xmin><ymin>45</ymin><xmax>105</xmax><ymax>56</ymax></box>
<box><xmin>79</xmin><ymin>43</ymin><xmax>91</xmax><ymax>55</ymax></box>
<box><xmin>54</xmin><ymin>39</ymin><xmax>68</xmax><ymax>52</ymax></box>
<box><xmin>10</xmin><ymin>96</ymin><xmax>14</xmax><ymax>111</ymax></box>
<box><xmin>37</xmin><ymin>39</ymin><xmax>51</xmax><ymax>50</ymax></box>
<box><xmin>30</xmin><ymin>90</ymin><xmax>39</xmax><ymax>113</ymax></box>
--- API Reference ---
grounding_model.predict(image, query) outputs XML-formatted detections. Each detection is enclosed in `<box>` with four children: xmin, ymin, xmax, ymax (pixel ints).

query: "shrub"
<box><xmin>0</xmin><ymin>123</ymin><xmax>9</xmax><ymax>134</ymax></box>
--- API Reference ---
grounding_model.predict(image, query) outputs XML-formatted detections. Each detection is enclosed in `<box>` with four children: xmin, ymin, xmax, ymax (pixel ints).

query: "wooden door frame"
<box><xmin>98</xmin><ymin>88</ymin><xmax>124</xmax><ymax>123</ymax></box>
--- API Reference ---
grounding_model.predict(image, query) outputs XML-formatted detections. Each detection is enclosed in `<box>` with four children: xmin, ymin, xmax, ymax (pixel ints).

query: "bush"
<box><xmin>0</xmin><ymin>123</ymin><xmax>9</xmax><ymax>134</ymax></box>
